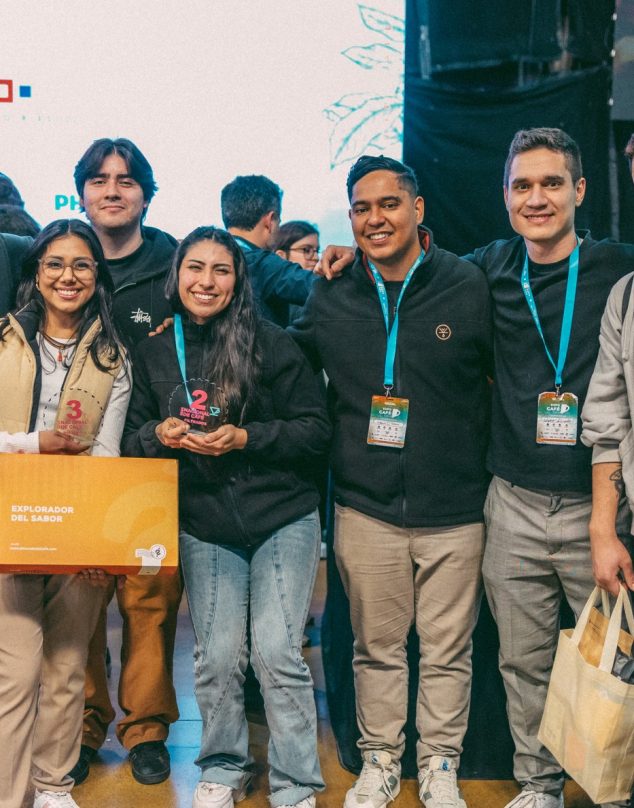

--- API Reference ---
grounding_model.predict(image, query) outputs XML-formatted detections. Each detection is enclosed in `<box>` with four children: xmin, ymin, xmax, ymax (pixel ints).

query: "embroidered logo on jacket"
<box><xmin>131</xmin><ymin>308</ymin><xmax>151</xmax><ymax>325</ymax></box>
<box><xmin>435</xmin><ymin>324</ymin><xmax>452</xmax><ymax>340</ymax></box>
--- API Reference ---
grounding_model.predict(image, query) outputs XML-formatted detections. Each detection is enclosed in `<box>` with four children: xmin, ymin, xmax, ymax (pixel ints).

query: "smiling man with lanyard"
<box><xmin>290</xmin><ymin>155</ymin><xmax>492</xmax><ymax>808</ymax></box>
<box><xmin>467</xmin><ymin>128</ymin><xmax>634</xmax><ymax>808</ymax></box>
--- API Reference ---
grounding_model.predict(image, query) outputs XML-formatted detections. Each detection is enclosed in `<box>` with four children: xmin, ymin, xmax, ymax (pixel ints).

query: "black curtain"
<box><xmin>403</xmin><ymin>67</ymin><xmax>612</xmax><ymax>256</ymax></box>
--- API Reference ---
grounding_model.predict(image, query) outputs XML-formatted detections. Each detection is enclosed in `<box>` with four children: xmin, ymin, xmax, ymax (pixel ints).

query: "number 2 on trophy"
<box><xmin>191</xmin><ymin>389</ymin><xmax>208</xmax><ymax>411</ymax></box>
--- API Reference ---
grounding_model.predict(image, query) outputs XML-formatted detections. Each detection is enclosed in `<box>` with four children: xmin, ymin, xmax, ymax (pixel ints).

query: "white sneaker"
<box><xmin>192</xmin><ymin>780</ymin><xmax>249</xmax><ymax>808</ymax></box>
<box><xmin>278</xmin><ymin>797</ymin><xmax>316</xmax><ymax>808</ymax></box>
<box><xmin>33</xmin><ymin>792</ymin><xmax>79</xmax><ymax>808</ymax></box>
<box><xmin>418</xmin><ymin>756</ymin><xmax>465</xmax><ymax>807</ymax></box>
<box><xmin>502</xmin><ymin>790</ymin><xmax>564</xmax><ymax>808</ymax></box>
<box><xmin>344</xmin><ymin>750</ymin><xmax>401</xmax><ymax>807</ymax></box>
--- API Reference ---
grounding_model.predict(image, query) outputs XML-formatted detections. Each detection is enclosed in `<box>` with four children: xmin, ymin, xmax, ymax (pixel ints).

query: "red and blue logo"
<box><xmin>0</xmin><ymin>80</ymin><xmax>32</xmax><ymax>102</ymax></box>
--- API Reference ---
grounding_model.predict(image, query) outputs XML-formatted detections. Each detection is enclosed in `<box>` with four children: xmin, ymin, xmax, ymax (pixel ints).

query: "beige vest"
<box><xmin>0</xmin><ymin>315</ymin><xmax>123</xmax><ymax>442</ymax></box>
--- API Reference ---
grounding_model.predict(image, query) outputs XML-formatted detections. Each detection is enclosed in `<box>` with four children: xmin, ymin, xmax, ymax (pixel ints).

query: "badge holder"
<box><xmin>536</xmin><ymin>390</ymin><xmax>578</xmax><ymax>445</ymax></box>
<box><xmin>367</xmin><ymin>388</ymin><xmax>410</xmax><ymax>449</ymax></box>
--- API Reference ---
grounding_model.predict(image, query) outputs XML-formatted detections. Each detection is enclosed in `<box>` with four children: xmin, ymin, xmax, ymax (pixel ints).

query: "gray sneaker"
<box><xmin>502</xmin><ymin>790</ymin><xmax>563</xmax><ymax>808</ymax></box>
<box><xmin>343</xmin><ymin>751</ymin><xmax>401</xmax><ymax>808</ymax></box>
<box><xmin>418</xmin><ymin>756</ymin><xmax>466</xmax><ymax>807</ymax></box>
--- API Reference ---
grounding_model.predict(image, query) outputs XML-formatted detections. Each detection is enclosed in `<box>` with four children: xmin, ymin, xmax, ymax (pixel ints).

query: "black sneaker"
<box><xmin>67</xmin><ymin>744</ymin><xmax>97</xmax><ymax>786</ymax></box>
<box><xmin>129</xmin><ymin>740</ymin><xmax>171</xmax><ymax>785</ymax></box>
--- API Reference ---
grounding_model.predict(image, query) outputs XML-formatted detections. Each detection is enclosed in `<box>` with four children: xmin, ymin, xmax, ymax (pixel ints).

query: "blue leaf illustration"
<box><xmin>324</xmin><ymin>92</ymin><xmax>376</xmax><ymax>122</ymax></box>
<box><xmin>327</xmin><ymin>94</ymin><xmax>403</xmax><ymax>167</ymax></box>
<box><xmin>358</xmin><ymin>5</ymin><xmax>405</xmax><ymax>43</ymax></box>
<box><xmin>343</xmin><ymin>43</ymin><xmax>402</xmax><ymax>71</ymax></box>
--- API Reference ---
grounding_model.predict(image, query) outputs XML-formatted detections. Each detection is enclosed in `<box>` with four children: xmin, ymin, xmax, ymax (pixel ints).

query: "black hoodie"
<box><xmin>109</xmin><ymin>226</ymin><xmax>178</xmax><ymax>346</ymax></box>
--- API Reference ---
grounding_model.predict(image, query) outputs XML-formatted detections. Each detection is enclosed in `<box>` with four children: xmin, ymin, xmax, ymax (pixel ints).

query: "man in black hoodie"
<box><xmin>290</xmin><ymin>155</ymin><xmax>492</xmax><ymax>808</ymax></box>
<box><xmin>68</xmin><ymin>138</ymin><xmax>181</xmax><ymax>787</ymax></box>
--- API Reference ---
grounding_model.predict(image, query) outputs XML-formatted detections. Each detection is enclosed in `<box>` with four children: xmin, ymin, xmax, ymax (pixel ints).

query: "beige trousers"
<box><xmin>0</xmin><ymin>574</ymin><xmax>102</xmax><ymax>808</ymax></box>
<box><xmin>334</xmin><ymin>504</ymin><xmax>484</xmax><ymax>769</ymax></box>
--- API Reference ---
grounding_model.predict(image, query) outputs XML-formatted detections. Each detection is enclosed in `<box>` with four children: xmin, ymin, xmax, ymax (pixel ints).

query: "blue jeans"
<box><xmin>180</xmin><ymin>509</ymin><xmax>324</xmax><ymax>807</ymax></box>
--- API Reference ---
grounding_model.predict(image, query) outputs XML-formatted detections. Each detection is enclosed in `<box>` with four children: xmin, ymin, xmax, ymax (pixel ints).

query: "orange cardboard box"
<box><xmin>0</xmin><ymin>454</ymin><xmax>179</xmax><ymax>575</ymax></box>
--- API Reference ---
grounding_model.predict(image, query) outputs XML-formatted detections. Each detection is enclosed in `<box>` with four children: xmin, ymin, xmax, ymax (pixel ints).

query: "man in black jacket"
<box><xmin>290</xmin><ymin>155</ymin><xmax>492</xmax><ymax>808</ymax></box>
<box><xmin>69</xmin><ymin>138</ymin><xmax>181</xmax><ymax>787</ymax></box>
<box><xmin>221</xmin><ymin>174</ymin><xmax>318</xmax><ymax>327</ymax></box>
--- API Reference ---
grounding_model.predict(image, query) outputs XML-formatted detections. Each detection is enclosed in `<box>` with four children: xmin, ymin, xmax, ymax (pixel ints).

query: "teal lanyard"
<box><xmin>367</xmin><ymin>249</ymin><xmax>425</xmax><ymax>394</ymax></box>
<box><xmin>233</xmin><ymin>236</ymin><xmax>253</xmax><ymax>253</ymax></box>
<box><xmin>173</xmin><ymin>313</ymin><xmax>192</xmax><ymax>406</ymax></box>
<box><xmin>520</xmin><ymin>240</ymin><xmax>580</xmax><ymax>393</ymax></box>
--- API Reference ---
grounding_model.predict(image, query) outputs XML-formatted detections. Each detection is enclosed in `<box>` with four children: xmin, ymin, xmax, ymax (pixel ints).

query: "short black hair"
<box><xmin>346</xmin><ymin>155</ymin><xmax>419</xmax><ymax>202</ymax></box>
<box><xmin>504</xmin><ymin>128</ymin><xmax>583</xmax><ymax>186</ymax></box>
<box><xmin>0</xmin><ymin>205</ymin><xmax>40</xmax><ymax>237</ymax></box>
<box><xmin>625</xmin><ymin>133</ymin><xmax>634</xmax><ymax>166</ymax></box>
<box><xmin>0</xmin><ymin>172</ymin><xmax>24</xmax><ymax>207</ymax></box>
<box><xmin>220</xmin><ymin>175</ymin><xmax>282</xmax><ymax>230</ymax></box>
<box><xmin>73</xmin><ymin>138</ymin><xmax>158</xmax><ymax>211</ymax></box>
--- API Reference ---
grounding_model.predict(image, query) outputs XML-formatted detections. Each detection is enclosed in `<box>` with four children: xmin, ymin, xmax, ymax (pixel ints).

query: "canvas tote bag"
<box><xmin>538</xmin><ymin>585</ymin><xmax>634</xmax><ymax>803</ymax></box>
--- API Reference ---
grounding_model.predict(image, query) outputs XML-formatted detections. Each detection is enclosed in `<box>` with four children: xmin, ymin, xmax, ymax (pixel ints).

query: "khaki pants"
<box><xmin>82</xmin><ymin>571</ymin><xmax>183</xmax><ymax>750</ymax></box>
<box><xmin>0</xmin><ymin>574</ymin><xmax>102</xmax><ymax>808</ymax></box>
<box><xmin>334</xmin><ymin>504</ymin><xmax>484</xmax><ymax>768</ymax></box>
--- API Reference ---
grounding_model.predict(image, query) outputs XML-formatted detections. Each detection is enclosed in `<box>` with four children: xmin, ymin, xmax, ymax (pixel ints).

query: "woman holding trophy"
<box><xmin>123</xmin><ymin>226</ymin><xmax>330</xmax><ymax>808</ymax></box>
<box><xmin>0</xmin><ymin>219</ymin><xmax>130</xmax><ymax>808</ymax></box>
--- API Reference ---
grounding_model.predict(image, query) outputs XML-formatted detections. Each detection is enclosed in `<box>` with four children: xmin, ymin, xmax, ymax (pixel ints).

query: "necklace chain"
<box><xmin>40</xmin><ymin>331</ymin><xmax>79</xmax><ymax>363</ymax></box>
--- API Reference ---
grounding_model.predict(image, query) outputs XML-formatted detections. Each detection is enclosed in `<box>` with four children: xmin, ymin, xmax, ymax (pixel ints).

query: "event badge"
<box><xmin>536</xmin><ymin>391</ymin><xmax>578</xmax><ymax>445</ymax></box>
<box><xmin>520</xmin><ymin>240</ymin><xmax>581</xmax><ymax>448</ymax></box>
<box><xmin>168</xmin><ymin>378</ymin><xmax>227</xmax><ymax>435</ymax></box>
<box><xmin>365</xmin><ymin>249</ymin><xmax>424</xmax><ymax>451</ymax></box>
<box><xmin>367</xmin><ymin>395</ymin><xmax>410</xmax><ymax>448</ymax></box>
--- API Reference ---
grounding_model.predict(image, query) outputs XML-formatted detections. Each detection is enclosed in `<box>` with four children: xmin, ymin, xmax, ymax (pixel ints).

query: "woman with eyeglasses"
<box><xmin>272</xmin><ymin>220</ymin><xmax>320</xmax><ymax>271</ymax></box>
<box><xmin>272</xmin><ymin>221</ymin><xmax>320</xmax><ymax>324</ymax></box>
<box><xmin>123</xmin><ymin>226</ymin><xmax>330</xmax><ymax>808</ymax></box>
<box><xmin>0</xmin><ymin>219</ymin><xmax>130</xmax><ymax>808</ymax></box>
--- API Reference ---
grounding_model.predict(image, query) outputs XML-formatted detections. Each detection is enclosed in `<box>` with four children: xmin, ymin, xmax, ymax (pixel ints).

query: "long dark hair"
<box><xmin>2</xmin><ymin>219</ymin><xmax>123</xmax><ymax>371</ymax></box>
<box><xmin>164</xmin><ymin>226</ymin><xmax>261</xmax><ymax>422</ymax></box>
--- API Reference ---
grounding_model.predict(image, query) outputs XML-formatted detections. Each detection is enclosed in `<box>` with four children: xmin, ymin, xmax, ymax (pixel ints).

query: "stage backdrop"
<box><xmin>403</xmin><ymin>66</ymin><xmax>612</xmax><ymax>257</ymax></box>
<box><xmin>1</xmin><ymin>0</ymin><xmax>404</xmax><ymax>245</ymax></box>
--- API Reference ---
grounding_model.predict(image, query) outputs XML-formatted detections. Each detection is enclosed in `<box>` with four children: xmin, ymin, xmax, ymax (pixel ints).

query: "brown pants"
<box><xmin>82</xmin><ymin>571</ymin><xmax>183</xmax><ymax>750</ymax></box>
<box><xmin>0</xmin><ymin>574</ymin><xmax>103</xmax><ymax>808</ymax></box>
<box><xmin>334</xmin><ymin>504</ymin><xmax>484</xmax><ymax>769</ymax></box>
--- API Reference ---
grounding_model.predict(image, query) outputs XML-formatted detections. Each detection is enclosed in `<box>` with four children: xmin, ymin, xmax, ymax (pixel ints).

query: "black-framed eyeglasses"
<box><xmin>289</xmin><ymin>246</ymin><xmax>320</xmax><ymax>259</ymax></box>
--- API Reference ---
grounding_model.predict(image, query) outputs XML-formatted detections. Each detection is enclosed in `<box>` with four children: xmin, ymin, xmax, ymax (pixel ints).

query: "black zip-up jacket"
<box><xmin>111</xmin><ymin>226</ymin><xmax>177</xmax><ymax>346</ymax></box>
<box><xmin>235</xmin><ymin>236</ymin><xmax>315</xmax><ymax>327</ymax></box>
<box><xmin>122</xmin><ymin>318</ymin><xmax>331</xmax><ymax>547</ymax></box>
<box><xmin>0</xmin><ymin>233</ymin><xmax>32</xmax><ymax>316</ymax></box>
<box><xmin>289</xmin><ymin>226</ymin><xmax>493</xmax><ymax>528</ymax></box>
